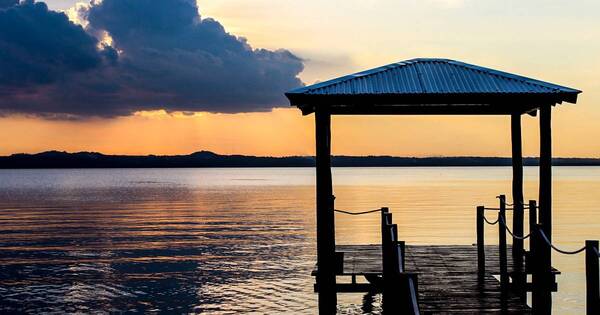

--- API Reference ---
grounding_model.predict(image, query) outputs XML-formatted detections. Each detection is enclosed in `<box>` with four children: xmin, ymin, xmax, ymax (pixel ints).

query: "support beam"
<box><xmin>315</xmin><ymin>108</ymin><xmax>336</xmax><ymax>312</ymax></box>
<box><xmin>535</xmin><ymin>105</ymin><xmax>553</xmax><ymax>314</ymax></box>
<box><xmin>539</xmin><ymin>105</ymin><xmax>552</xmax><ymax>261</ymax></box>
<box><xmin>511</xmin><ymin>113</ymin><xmax>526</xmax><ymax>295</ymax></box>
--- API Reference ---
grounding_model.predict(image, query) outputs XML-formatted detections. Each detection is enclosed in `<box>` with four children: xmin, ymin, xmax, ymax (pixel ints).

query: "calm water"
<box><xmin>0</xmin><ymin>167</ymin><xmax>598</xmax><ymax>314</ymax></box>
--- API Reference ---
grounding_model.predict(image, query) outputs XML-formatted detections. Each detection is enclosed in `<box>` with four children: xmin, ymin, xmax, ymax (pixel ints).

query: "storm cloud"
<box><xmin>0</xmin><ymin>0</ymin><xmax>304</xmax><ymax>117</ymax></box>
<box><xmin>0</xmin><ymin>0</ymin><xmax>18</xmax><ymax>9</ymax></box>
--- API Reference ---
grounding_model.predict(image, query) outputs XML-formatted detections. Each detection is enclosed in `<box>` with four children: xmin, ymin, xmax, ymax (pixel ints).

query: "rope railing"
<box><xmin>484</xmin><ymin>205</ymin><xmax>531</xmax><ymax>211</ymax></box>
<box><xmin>484</xmin><ymin>207</ymin><xmax>513</xmax><ymax>211</ymax></box>
<box><xmin>483</xmin><ymin>215</ymin><xmax>499</xmax><ymax>225</ymax></box>
<box><xmin>504</xmin><ymin>202</ymin><xmax>531</xmax><ymax>208</ymax></box>
<box><xmin>536</xmin><ymin>227</ymin><xmax>587</xmax><ymax>255</ymax></box>
<box><xmin>478</xmin><ymin>197</ymin><xmax>599</xmax><ymax>314</ymax></box>
<box><xmin>334</xmin><ymin>208</ymin><xmax>382</xmax><ymax>215</ymax></box>
<box><xmin>499</xmin><ymin>216</ymin><xmax>530</xmax><ymax>240</ymax></box>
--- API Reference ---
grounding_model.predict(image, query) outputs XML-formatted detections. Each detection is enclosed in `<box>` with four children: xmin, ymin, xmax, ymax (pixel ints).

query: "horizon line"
<box><xmin>3</xmin><ymin>150</ymin><xmax>600</xmax><ymax>160</ymax></box>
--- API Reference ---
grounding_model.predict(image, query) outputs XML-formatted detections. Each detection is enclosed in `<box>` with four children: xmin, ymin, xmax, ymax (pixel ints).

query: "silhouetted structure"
<box><xmin>286</xmin><ymin>58</ymin><xmax>597</xmax><ymax>314</ymax></box>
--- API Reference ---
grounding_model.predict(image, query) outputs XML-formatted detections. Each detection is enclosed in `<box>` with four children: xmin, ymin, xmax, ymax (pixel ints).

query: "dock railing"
<box><xmin>381</xmin><ymin>207</ymin><xmax>420</xmax><ymax>315</ymax></box>
<box><xmin>477</xmin><ymin>196</ymin><xmax>600</xmax><ymax>315</ymax></box>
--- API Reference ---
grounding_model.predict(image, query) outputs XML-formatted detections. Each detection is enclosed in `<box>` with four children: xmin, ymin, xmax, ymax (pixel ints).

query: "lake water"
<box><xmin>0</xmin><ymin>167</ymin><xmax>598</xmax><ymax>314</ymax></box>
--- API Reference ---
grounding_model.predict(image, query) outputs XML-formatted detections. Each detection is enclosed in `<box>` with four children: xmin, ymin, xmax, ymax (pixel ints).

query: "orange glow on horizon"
<box><xmin>1</xmin><ymin>107</ymin><xmax>599</xmax><ymax>158</ymax></box>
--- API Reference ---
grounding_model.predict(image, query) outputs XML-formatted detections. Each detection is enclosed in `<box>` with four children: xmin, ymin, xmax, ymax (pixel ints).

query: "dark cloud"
<box><xmin>0</xmin><ymin>0</ymin><xmax>18</xmax><ymax>9</ymax></box>
<box><xmin>0</xmin><ymin>1</ymin><xmax>110</xmax><ymax>86</ymax></box>
<box><xmin>0</xmin><ymin>0</ymin><xmax>304</xmax><ymax>118</ymax></box>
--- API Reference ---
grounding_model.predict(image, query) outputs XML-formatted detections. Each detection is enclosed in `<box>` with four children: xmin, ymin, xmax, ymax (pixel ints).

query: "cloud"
<box><xmin>0</xmin><ymin>0</ymin><xmax>304</xmax><ymax>118</ymax></box>
<box><xmin>0</xmin><ymin>0</ymin><xmax>17</xmax><ymax>9</ymax></box>
<box><xmin>0</xmin><ymin>1</ymin><xmax>112</xmax><ymax>86</ymax></box>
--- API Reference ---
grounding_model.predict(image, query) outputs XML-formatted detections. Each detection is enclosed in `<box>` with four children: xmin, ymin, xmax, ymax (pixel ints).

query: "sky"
<box><xmin>0</xmin><ymin>0</ymin><xmax>599</xmax><ymax>157</ymax></box>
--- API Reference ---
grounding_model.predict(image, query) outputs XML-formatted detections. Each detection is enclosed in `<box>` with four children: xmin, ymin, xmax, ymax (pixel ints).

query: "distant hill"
<box><xmin>0</xmin><ymin>151</ymin><xmax>599</xmax><ymax>168</ymax></box>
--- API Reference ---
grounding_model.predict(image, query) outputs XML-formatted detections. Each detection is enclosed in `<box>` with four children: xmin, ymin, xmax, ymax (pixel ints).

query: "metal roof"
<box><xmin>286</xmin><ymin>58</ymin><xmax>581</xmax><ymax>115</ymax></box>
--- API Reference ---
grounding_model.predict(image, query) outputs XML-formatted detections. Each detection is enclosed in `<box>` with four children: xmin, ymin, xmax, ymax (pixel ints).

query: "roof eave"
<box><xmin>287</xmin><ymin>92</ymin><xmax>575</xmax><ymax>105</ymax></box>
<box><xmin>286</xmin><ymin>92</ymin><xmax>580</xmax><ymax>116</ymax></box>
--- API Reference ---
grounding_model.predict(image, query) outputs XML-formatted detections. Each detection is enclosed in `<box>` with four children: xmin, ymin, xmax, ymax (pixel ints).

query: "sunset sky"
<box><xmin>1</xmin><ymin>0</ymin><xmax>599</xmax><ymax>157</ymax></box>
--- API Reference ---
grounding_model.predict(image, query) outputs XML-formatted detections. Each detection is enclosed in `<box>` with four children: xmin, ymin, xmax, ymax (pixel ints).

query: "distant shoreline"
<box><xmin>1</xmin><ymin>151</ymin><xmax>600</xmax><ymax>169</ymax></box>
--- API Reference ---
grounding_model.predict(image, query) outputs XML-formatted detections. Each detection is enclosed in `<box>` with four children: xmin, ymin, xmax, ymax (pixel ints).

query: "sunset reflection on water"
<box><xmin>0</xmin><ymin>167</ymin><xmax>598</xmax><ymax>313</ymax></box>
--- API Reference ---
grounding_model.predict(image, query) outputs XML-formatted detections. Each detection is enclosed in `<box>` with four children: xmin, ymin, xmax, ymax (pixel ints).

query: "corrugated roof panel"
<box><xmin>286</xmin><ymin>58</ymin><xmax>581</xmax><ymax>115</ymax></box>
<box><xmin>288</xmin><ymin>58</ymin><xmax>580</xmax><ymax>97</ymax></box>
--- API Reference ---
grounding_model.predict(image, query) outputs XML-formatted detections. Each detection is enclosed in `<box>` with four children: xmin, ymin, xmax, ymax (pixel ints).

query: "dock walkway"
<box><xmin>319</xmin><ymin>244</ymin><xmax>532</xmax><ymax>314</ymax></box>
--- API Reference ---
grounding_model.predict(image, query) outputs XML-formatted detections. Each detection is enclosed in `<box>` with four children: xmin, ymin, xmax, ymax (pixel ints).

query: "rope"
<box><xmin>484</xmin><ymin>207</ymin><xmax>514</xmax><ymax>211</ymax></box>
<box><xmin>334</xmin><ymin>208</ymin><xmax>382</xmax><ymax>215</ymax></box>
<box><xmin>536</xmin><ymin>227</ymin><xmax>587</xmax><ymax>255</ymax></box>
<box><xmin>499</xmin><ymin>216</ymin><xmax>530</xmax><ymax>240</ymax></box>
<box><xmin>484</xmin><ymin>206</ymin><xmax>530</xmax><ymax>211</ymax></box>
<box><xmin>504</xmin><ymin>203</ymin><xmax>530</xmax><ymax>208</ymax></box>
<box><xmin>483</xmin><ymin>215</ymin><xmax>499</xmax><ymax>225</ymax></box>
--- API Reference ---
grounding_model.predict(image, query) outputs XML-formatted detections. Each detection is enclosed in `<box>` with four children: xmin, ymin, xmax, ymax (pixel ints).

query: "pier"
<box><xmin>285</xmin><ymin>59</ymin><xmax>599</xmax><ymax>314</ymax></box>
<box><xmin>319</xmin><ymin>244</ymin><xmax>530</xmax><ymax>313</ymax></box>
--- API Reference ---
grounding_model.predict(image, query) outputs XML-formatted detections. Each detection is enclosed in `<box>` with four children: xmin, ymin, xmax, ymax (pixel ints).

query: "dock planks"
<box><xmin>317</xmin><ymin>244</ymin><xmax>532</xmax><ymax>314</ymax></box>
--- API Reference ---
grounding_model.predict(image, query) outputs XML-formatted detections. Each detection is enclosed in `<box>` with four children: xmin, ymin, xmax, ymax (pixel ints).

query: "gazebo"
<box><xmin>285</xmin><ymin>58</ymin><xmax>582</xmax><ymax>313</ymax></box>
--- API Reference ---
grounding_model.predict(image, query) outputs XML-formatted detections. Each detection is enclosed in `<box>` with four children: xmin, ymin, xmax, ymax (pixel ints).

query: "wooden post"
<box><xmin>384</xmin><ymin>272</ymin><xmax>420</xmax><ymax>314</ymax></box>
<box><xmin>477</xmin><ymin>206</ymin><xmax>485</xmax><ymax>279</ymax></box>
<box><xmin>391</xmin><ymin>225</ymin><xmax>398</xmax><ymax>273</ymax></box>
<box><xmin>537</xmin><ymin>105</ymin><xmax>553</xmax><ymax>314</ymax></box>
<box><xmin>527</xmin><ymin>200</ymin><xmax>537</xmax><ymax>275</ymax></box>
<box><xmin>315</xmin><ymin>108</ymin><xmax>336</xmax><ymax>311</ymax></box>
<box><xmin>586</xmin><ymin>240</ymin><xmax>599</xmax><ymax>315</ymax></box>
<box><xmin>399</xmin><ymin>240</ymin><xmax>406</xmax><ymax>272</ymax></box>
<box><xmin>511</xmin><ymin>113</ymin><xmax>526</xmax><ymax>293</ymax></box>
<box><xmin>383</xmin><ymin>223</ymin><xmax>398</xmax><ymax>310</ymax></box>
<box><xmin>381</xmin><ymin>207</ymin><xmax>390</xmax><ymax>250</ymax></box>
<box><xmin>498</xmin><ymin>195</ymin><xmax>508</xmax><ymax>293</ymax></box>
<box><xmin>539</xmin><ymin>105</ymin><xmax>553</xmax><ymax>242</ymax></box>
<box><xmin>384</xmin><ymin>224</ymin><xmax>398</xmax><ymax>280</ymax></box>
<box><xmin>532</xmin><ymin>223</ymin><xmax>551</xmax><ymax>315</ymax></box>
<box><xmin>382</xmin><ymin>209</ymin><xmax>391</xmax><ymax>278</ymax></box>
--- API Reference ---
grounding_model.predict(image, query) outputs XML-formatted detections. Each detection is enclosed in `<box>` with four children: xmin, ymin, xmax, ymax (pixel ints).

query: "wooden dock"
<box><xmin>315</xmin><ymin>244</ymin><xmax>532</xmax><ymax>314</ymax></box>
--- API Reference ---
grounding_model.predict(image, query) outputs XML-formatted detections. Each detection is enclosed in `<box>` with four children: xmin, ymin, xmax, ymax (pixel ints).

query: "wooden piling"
<box><xmin>381</xmin><ymin>209</ymin><xmax>392</xmax><ymax>278</ymax></box>
<box><xmin>527</xmin><ymin>200</ymin><xmax>537</xmax><ymax>276</ymax></box>
<box><xmin>498</xmin><ymin>196</ymin><xmax>508</xmax><ymax>293</ymax></box>
<box><xmin>381</xmin><ymin>220</ymin><xmax>420</xmax><ymax>315</ymax></box>
<box><xmin>399</xmin><ymin>240</ymin><xmax>406</xmax><ymax>272</ymax></box>
<box><xmin>315</xmin><ymin>108</ymin><xmax>336</xmax><ymax>311</ymax></box>
<box><xmin>511</xmin><ymin>113</ymin><xmax>526</xmax><ymax>293</ymax></box>
<box><xmin>383</xmin><ymin>223</ymin><xmax>398</xmax><ymax>280</ymax></box>
<box><xmin>537</xmin><ymin>105</ymin><xmax>553</xmax><ymax>314</ymax></box>
<box><xmin>586</xmin><ymin>240</ymin><xmax>599</xmax><ymax>315</ymax></box>
<box><xmin>532</xmin><ymin>223</ymin><xmax>552</xmax><ymax>315</ymax></box>
<box><xmin>477</xmin><ymin>206</ymin><xmax>485</xmax><ymax>279</ymax></box>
